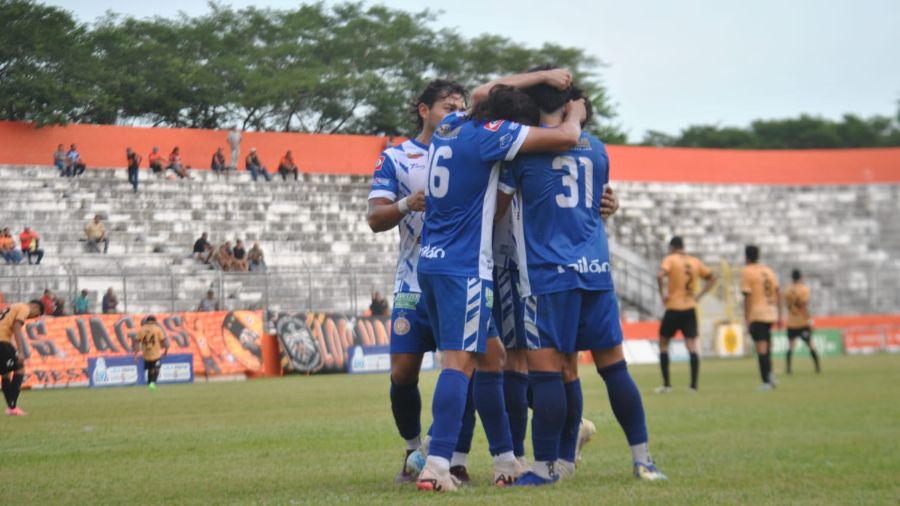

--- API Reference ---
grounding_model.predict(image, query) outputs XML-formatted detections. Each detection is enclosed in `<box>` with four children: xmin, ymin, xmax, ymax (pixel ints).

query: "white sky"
<box><xmin>42</xmin><ymin>0</ymin><xmax>900</xmax><ymax>141</ymax></box>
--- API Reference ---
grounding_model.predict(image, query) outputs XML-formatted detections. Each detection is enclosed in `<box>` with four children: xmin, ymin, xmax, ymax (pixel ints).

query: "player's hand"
<box><xmin>564</xmin><ymin>99</ymin><xmax>587</xmax><ymax>125</ymax></box>
<box><xmin>542</xmin><ymin>68</ymin><xmax>572</xmax><ymax>90</ymax></box>
<box><xmin>406</xmin><ymin>190</ymin><xmax>426</xmax><ymax>212</ymax></box>
<box><xmin>600</xmin><ymin>186</ymin><xmax>619</xmax><ymax>219</ymax></box>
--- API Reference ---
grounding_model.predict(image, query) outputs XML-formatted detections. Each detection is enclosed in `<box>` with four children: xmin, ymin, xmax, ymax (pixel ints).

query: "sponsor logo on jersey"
<box><xmin>499</xmin><ymin>133</ymin><xmax>513</xmax><ymax>149</ymax></box>
<box><xmin>419</xmin><ymin>245</ymin><xmax>446</xmax><ymax>259</ymax></box>
<box><xmin>374</xmin><ymin>155</ymin><xmax>385</xmax><ymax>169</ymax></box>
<box><xmin>406</xmin><ymin>152</ymin><xmax>424</xmax><ymax>159</ymax></box>
<box><xmin>373</xmin><ymin>177</ymin><xmax>392</xmax><ymax>187</ymax></box>
<box><xmin>557</xmin><ymin>257</ymin><xmax>611</xmax><ymax>274</ymax></box>
<box><xmin>485</xmin><ymin>120</ymin><xmax>505</xmax><ymax>132</ymax></box>
<box><xmin>393</xmin><ymin>292</ymin><xmax>420</xmax><ymax>310</ymax></box>
<box><xmin>575</xmin><ymin>137</ymin><xmax>592</xmax><ymax>150</ymax></box>
<box><xmin>485</xmin><ymin>287</ymin><xmax>494</xmax><ymax>309</ymax></box>
<box><xmin>393</xmin><ymin>313</ymin><xmax>411</xmax><ymax>336</ymax></box>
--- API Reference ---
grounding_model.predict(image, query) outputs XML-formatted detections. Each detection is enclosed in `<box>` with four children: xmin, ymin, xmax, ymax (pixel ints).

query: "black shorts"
<box><xmin>0</xmin><ymin>342</ymin><xmax>19</xmax><ymax>374</ymax></box>
<box><xmin>749</xmin><ymin>322</ymin><xmax>773</xmax><ymax>342</ymax></box>
<box><xmin>787</xmin><ymin>327</ymin><xmax>812</xmax><ymax>341</ymax></box>
<box><xmin>660</xmin><ymin>309</ymin><xmax>698</xmax><ymax>339</ymax></box>
<box><xmin>144</xmin><ymin>359</ymin><xmax>161</xmax><ymax>370</ymax></box>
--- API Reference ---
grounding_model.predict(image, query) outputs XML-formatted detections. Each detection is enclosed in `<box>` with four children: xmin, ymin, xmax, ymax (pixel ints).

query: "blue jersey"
<box><xmin>418</xmin><ymin>112</ymin><xmax>531</xmax><ymax>280</ymax></box>
<box><xmin>505</xmin><ymin>132</ymin><xmax>613</xmax><ymax>296</ymax></box>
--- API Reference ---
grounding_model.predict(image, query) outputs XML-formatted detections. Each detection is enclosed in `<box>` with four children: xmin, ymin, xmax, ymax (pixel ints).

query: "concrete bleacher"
<box><xmin>2</xmin><ymin>164</ymin><xmax>897</xmax><ymax>318</ymax></box>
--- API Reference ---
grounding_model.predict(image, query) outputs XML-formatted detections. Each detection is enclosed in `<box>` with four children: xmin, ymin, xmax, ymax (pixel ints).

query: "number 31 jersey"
<box><xmin>504</xmin><ymin>132</ymin><xmax>613</xmax><ymax>297</ymax></box>
<box><xmin>419</xmin><ymin>112</ymin><xmax>530</xmax><ymax>281</ymax></box>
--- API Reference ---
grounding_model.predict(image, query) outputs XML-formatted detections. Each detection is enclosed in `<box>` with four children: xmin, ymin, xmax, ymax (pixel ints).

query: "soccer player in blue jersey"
<box><xmin>367</xmin><ymin>79</ymin><xmax>475</xmax><ymax>484</ymax></box>
<box><xmin>415</xmin><ymin>69</ymin><xmax>588</xmax><ymax>492</ymax></box>
<box><xmin>502</xmin><ymin>74</ymin><xmax>667</xmax><ymax>485</ymax></box>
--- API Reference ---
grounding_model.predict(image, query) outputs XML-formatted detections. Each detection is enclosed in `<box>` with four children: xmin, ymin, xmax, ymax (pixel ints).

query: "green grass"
<box><xmin>4</xmin><ymin>355</ymin><xmax>899</xmax><ymax>505</ymax></box>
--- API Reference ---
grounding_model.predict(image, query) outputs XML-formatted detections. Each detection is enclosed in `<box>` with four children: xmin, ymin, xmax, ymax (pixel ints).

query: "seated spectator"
<box><xmin>369</xmin><ymin>292</ymin><xmax>389</xmax><ymax>317</ymax></box>
<box><xmin>66</xmin><ymin>143</ymin><xmax>79</xmax><ymax>177</ymax></box>
<box><xmin>211</xmin><ymin>147</ymin><xmax>228</xmax><ymax>175</ymax></box>
<box><xmin>197</xmin><ymin>290</ymin><xmax>220</xmax><ymax>312</ymax></box>
<box><xmin>73</xmin><ymin>289</ymin><xmax>91</xmax><ymax>315</ymax></box>
<box><xmin>248</xmin><ymin>242</ymin><xmax>266</xmax><ymax>272</ymax></box>
<box><xmin>72</xmin><ymin>156</ymin><xmax>87</xmax><ymax>177</ymax></box>
<box><xmin>232</xmin><ymin>239</ymin><xmax>249</xmax><ymax>271</ymax></box>
<box><xmin>245</xmin><ymin>148</ymin><xmax>272</xmax><ymax>182</ymax></box>
<box><xmin>192</xmin><ymin>232</ymin><xmax>215</xmax><ymax>263</ymax></box>
<box><xmin>278</xmin><ymin>150</ymin><xmax>300</xmax><ymax>181</ymax></box>
<box><xmin>101</xmin><ymin>287</ymin><xmax>118</xmax><ymax>314</ymax></box>
<box><xmin>215</xmin><ymin>241</ymin><xmax>236</xmax><ymax>271</ymax></box>
<box><xmin>53</xmin><ymin>144</ymin><xmax>66</xmax><ymax>176</ymax></box>
<box><xmin>84</xmin><ymin>214</ymin><xmax>109</xmax><ymax>254</ymax></box>
<box><xmin>0</xmin><ymin>228</ymin><xmax>23</xmax><ymax>264</ymax></box>
<box><xmin>40</xmin><ymin>289</ymin><xmax>56</xmax><ymax>316</ymax></box>
<box><xmin>167</xmin><ymin>146</ymin><xmax>189</xmax><ymax>179</ymax></box>
<box><xmin>19</xmin><ymin>227</ymin><xmax>44</xmax><ymax>265</ymax></box>
<box><xmin>149</xmin><ymin>146</ymin><xmax>165</xmax><ymax>175</ymax></box>
<box><xmin>53</xmin><ymin>296</ymin><xmax>65</xmax><ymax>317</ymax></box>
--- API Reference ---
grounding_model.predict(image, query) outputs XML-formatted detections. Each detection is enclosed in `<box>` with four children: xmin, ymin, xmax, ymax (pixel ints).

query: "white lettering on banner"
<box><xmin>420</xmin><ymin>245</ymin><xmax>446</xmax><ymax>259</ymax></box>
<box><xmin>557</xmin><ymin>257</ymin><xmax>611</xmax><ymax>274</ymax></box>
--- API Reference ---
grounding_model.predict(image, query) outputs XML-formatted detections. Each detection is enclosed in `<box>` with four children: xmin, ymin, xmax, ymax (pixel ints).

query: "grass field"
<box><xmin>4</xmin><ymin>354</ymin><xmax>899</xmax><ymax>505</ymax></box>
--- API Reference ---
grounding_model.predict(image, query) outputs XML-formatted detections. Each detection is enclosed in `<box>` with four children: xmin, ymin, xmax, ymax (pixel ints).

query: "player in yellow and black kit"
<box><xmin>133</xmin><ymin>315</ymin><xmax>168</xmax><ymax>390</ymax></box>
<box><xmin>784</xmin><ymin>269</ymin><xmax>820</xmax><ymax>374</ymax></box>
<box><xmin>656</xmin><ymin>237</ymin><xmax>716</xmax><ymax>392</ymax></box>
<box><xmin>0</xmin><ymin>300</ymin><xmax>44</xmax><ymax>415</ymax></box>
<box><xmin>740</xmin><ymin>245</ymin><xmax>782</xmax><ymax>391</ymax></box>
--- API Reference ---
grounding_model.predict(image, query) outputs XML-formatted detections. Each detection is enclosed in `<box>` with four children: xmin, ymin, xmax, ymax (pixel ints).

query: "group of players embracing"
<box><xmin>367</xmin><ymin>66</ymin><xmax>667</xmax><ymax>492</ymax></box>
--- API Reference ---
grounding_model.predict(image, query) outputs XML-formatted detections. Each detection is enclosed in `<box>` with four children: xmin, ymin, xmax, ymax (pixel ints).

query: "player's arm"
<box><xmin>519</xmin><ymin>99</ymin><xmax>586</xmax><ymax>153</ymax></box>
<box><xmin>132</xmin><ymin>335</ymin><xmax>142</xmax><ymax>358</ymax></box>
<box><xmin>471</xmin><ymin>68</ymin><xmax>572</xmax><ymax>108</ymax></box>
<box><xmin>367</xmin><ymin>192</ymin><xmax>425</xmax><ymax>232</ymax></box>
<box><xmin>697</xmin><ymin>272</ymin><xmax>717</xmax><ymax>302</ymax></box>
<box><xmin>775</xmin><ymin>286</ymin><xmax>784</xmax><ymax>328</ymax></box>
<box><xmin>743</xmin><ymin>294</ymin><xmax>752</xmax><ymax>325</ymax></box>
<box><xmin>11</xmin><ymin>320</ymin><xmax>25</xmax><ymax>353</ymax></box>
<box><xmin>161</xmin><ymin>335</ymin><xmax>170</xmax><ymax>357</ymax></box>
<box><xmin>495</xmin><ymin>191</ymin><xmax>513</xmax><ymax>222</ymax></box>
<box><xmin>656</xmin><ymin>267</ymin><xmax>668</xmax><ymax>304</ymax></box>
<box><xmin>600</xmin><ymin>186</ymin><xmax>619</xmax><ymax>219</ymax></box>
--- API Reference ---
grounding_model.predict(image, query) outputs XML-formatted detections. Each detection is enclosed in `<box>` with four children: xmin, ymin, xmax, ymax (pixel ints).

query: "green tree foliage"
<box><xmin>0</xmin><ymin>0</ymin><xmax>625</xmax><ymax>140</ymax></box>
<box><xmin>642</xmin><ymin>112</ymin><xmax>900</xmax><ymax>149</ymax></box>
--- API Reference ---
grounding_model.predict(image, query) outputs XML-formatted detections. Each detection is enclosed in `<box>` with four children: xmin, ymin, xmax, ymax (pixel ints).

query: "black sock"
<box><xmin>810</xmin><ymin>349</ymin><xmax>821</xmax><ymax>373</ymax></box>
<box><xmin>689</xmin><ymin>352</ymin><xmax>699</xmax><ymax>389</ymax></box>
<box><xmin>660</xmin><ymin>352</ymin><xmax>671</xmax><ymax>387</ymax></box>
<box><xmin>7</xmin><ymin>373</ymin><xmax>23</xmax><ymax>408</ymax></box>
<box><xmin>757</xmin><ymin>354</ymin><xmax>770</xmax><ymax>384</ymax></box>
<box><xmin>149</xmin><ymin>368</ymin><xmax>160</xmax><ymax>384</ymax></box>
<box><xmin>1</xmin><ymin>375</ymin><xmax>11</xmax><ymax>407</ymax></box>
<box><xmin>786</xmin><ymin>349</ymin><xmax>793</xmax><ymax>373</ymax></box>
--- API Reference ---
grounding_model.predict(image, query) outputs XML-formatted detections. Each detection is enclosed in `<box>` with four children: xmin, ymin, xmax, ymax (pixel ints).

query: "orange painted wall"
<box><xmin>2</xmin><ymin>120</ymin><xmax>900</xmax><ymax>184</ymax></box>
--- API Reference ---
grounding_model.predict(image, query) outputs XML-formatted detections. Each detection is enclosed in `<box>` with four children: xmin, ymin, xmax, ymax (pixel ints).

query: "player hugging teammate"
<box><xmin>369</xmin><ymin>67</ymin><xmax>666</xmax><ymax>492</ymax></box>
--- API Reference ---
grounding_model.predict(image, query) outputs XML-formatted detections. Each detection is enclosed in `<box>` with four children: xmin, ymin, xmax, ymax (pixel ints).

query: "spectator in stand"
<box><xmin>215</xmin><ymin>241</ymin><xmax>236</xmax><ymax>271</ymax></box>
<box><xmin>0</xmin><ymin>228</ymin><xmax>23</xmax><ymax>264</ymax></box>
<box><xmin>278</xmin><ymin>150</ymin><xmax>300</xmax><ymax>181</ymax></box>
<box><xmin>149</xmin><ymin>146</ymin><xmax>165</xmax><ymax>175</ymax></box>
<box><xmin>19</xmin><ymin>227</ymin><xmax>43</xmax><ymax>265</ymax></box>
<box><xmin>167</xmin><ymin>147</ymin><xmax>189</xmax><ymax>179</ymax></box>
<box><xmin>369</xmin><ymin>291</ymin><xmax>389</xmax><ymax>317</ymax></box>
<box><xmin>65</xmin><ymin>144</ymin><xmax>79</xmax><ymax>177</ymax></box>
<box><xmin>84</xmin><ymin>215</ymin><xmax>109</xmax><ymax>254</ymax></box>
<box><xmin>73</xmin><ymin>289</ymin><xmax>90</xmax><ymax>315</ymax></box>
<box><xmin>232</xmin><ymin>239</ymin><xmax>249</xmax><ymax>271</ymax></box>
<box><xmin>228</xmin><ymin>126</ymin><xmax>242</xmax><ymax>170</ymax></box>
<box><xmin>248</xmin><ymin>242</ymin><xmax>266</xmax><ymax>272</ymax></box>
<box><xmin>101</xmin><ymin>287</ymin><xmax>119</xmax><ymax>314</ymax></box>
<box><xmin>192</xmin><ymin>232</ymin><xmax>214</xmax><ymax>264</ymax></box>
<box><xmin>245</xmin><ymin>148</ymin><xmax>272</xmax><ymax>182</ymax></box>
<box><xmin>72</xmin><ymin>155</ymin><xmax>87</xmax><ymax>177</ymax></box>
<box><xmin>211</xmin><ymin>147</ymin><xmax>228</xmax><ymax>176</ymax></box>
<box><xmin>53</xmin><ymin>144</ymin><xmax>66</xmax><ymax>176</ymax></box>
<box><xmin>40</xmin><ymin>289</ymin><xmax>56</xmax><ymax>316</ymax></box>
<box><xmin>197</xmin><ymin>290</ymin><xmax>220</xmax><ymax>312</ymax></box>
<box><xmin>126</xmin><ymin>147</ymin><xmax>141</xmax><ymax>193</ymax></box>
<box><xmin>53</xmin><ymin>296</ymin><xmax>65</xmax><ymax>317</ymax></box>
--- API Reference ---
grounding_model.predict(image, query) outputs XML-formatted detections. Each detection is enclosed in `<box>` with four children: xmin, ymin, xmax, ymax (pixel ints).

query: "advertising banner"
<box><xmin>17</xmin><ymin>310</ymin><xmax>263</xmax><ymax>389</ymax></box>
<box><xmin>348</xmin><ymin>345</ymin><xmax>438</xmax><ymax>374</ymax></box>
<box><xmin>770</xmin><ymin>329</ymin><xmax>844</xmax><ymax>358</ymax></box>
<box><xmin>87</xmin><ymin>353</ymin><xmax>194</xmax><ymax>387</ymax></box>
<box><xmin>715</xmin><ymin>323</ymin><xmax>745</xmax><ymax>358</ymax></box>
<box><xmin>843</xmin><ymin>328</ymin><xmax>886</xmax><ymax>355</ymax></box>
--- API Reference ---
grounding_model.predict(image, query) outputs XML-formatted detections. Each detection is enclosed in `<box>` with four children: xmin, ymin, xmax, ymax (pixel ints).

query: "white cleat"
<box><xmin>575</xmin><ymin>418</ymin><xmax>597</xmax><ymax>466</ymax></box>
<box><xmin>493</xmin><ymin>457</ymin><xmax>526</xmax><ymax>487</ymax></box>
<box><xmin>634</xmin><ymin>460</ymin><xmax>668</xmax><ymax>481</ymax></box>
<box><xmin>416</xmin><ymin>461</ymin><xmax>460</xmax><ymax>493</ymax></box>
<box><xmin>557</xmin><ymin>460</ymin><xmax>577</xmax><ymax>479</ymax></box>
<box><xmin>654</xmin><ymin>386</ymin><xmax>672</xmax><ymax>394</ymax></box>
<box><xmin>757</xmin><ymin>383</ymin><xmax>774</xmax><ymax>392</ymax></box>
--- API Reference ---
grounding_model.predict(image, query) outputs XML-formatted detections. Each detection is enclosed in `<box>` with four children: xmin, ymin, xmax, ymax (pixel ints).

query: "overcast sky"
<box><xmin>42</xmin><ymin>0</ymin><xmax>900</xmax><ymax>140</ymax></box>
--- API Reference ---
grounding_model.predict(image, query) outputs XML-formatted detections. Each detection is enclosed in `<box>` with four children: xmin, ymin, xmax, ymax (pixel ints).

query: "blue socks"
<box><xmin>389</xmin><ymin>378</ymin><xmax>421</xmax><ymax>442</ymax></box>
<box><xmin>598</xmin><ymin>360</ymin><xmax>648</xmax><ymax>446</ymax></box>
<box><xmin>473</xmin><ymin>371</ymin><xmax>514</xmax><ymax>456</ymax></box>
<box><xmin>529</xmin><ymin>371</ymin><xmax>566</xmax><ymax>463</ymax></box>
<box><xmin>503</xmin><ymin>371</ymin><xmax>529</xmax><ymax>457</ymax></box>
<box><xmin>559</xmin><ymin>379</ymin><xmax>583</xmax><ymax>463</ymax></box>
<box><xmin>429</xmin><ymin>368</ymin><xmax>470</xmax><ymax>462</ymax></box>
<box><xmin>455</xmin><ymin>376</ymin><xmax>476</xmax><ymax>454</ymax></box>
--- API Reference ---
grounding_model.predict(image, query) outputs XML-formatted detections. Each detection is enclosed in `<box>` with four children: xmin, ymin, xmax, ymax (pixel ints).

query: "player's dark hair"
<box><xmin>470</xmin><ymin>85</ymin><xmax>540</xmax><ymax>125</ymax></box>
<box><xmin>143</xmin><ymin>315</ymin><xmax>157</xmax><ymax>325</ymax></box>
<box><xmin>745</xmin><ymin>245</ymin><xmax>760</xmax><ymax>263</ymax></box>
<box><xmin>792</xmin><ymin>269</ymin><xmax>802</xmax><ymax>281</ymax></box>
<box><xmin>524</xmin><ymin>64</ymin><xmax>594</xmax><ymax>126</ymax></box>
<box><xmin>669</xmin><ymin>236</ymin><xmax>684</xmax><ymax>250</ymax></box>
<box><xmin>29</xmin><ymin>300</ymin><xmax>44</xmax><ymax>315</ymax></box>
<box><xmin>411</xmin><ymin>79</ymin><xmax>468</xmax><ymax>131</ymax></box>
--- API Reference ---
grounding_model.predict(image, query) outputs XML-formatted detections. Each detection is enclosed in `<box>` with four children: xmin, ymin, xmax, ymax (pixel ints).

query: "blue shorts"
<box><xmin>418</xmin><ymin>273</ymin><xmax>493</xmax><ymax>353</ymax></box>
<box><xmin>389</xmin><ymin>292</ymin><xmax>437</xmax><ymax>355</ymax></box>
<box><xmin>493</xmin><ymin>266</ymin><xmax>526</xmax><ymax>349</ymax></box>
<box><xmin>523</xmin><ymin>289</ymin><xmax>623</xmax><ymax>353</ymax></box>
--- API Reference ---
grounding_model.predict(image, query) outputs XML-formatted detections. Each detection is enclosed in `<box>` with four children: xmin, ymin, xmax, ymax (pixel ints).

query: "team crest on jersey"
<box><xmin>575</xmin><ymin>137</ymin><xmax>592</xmax><ymax>150</ymax></box>
<box><xmin>374</xmin><ymin>155</ymin><xmax>385</xmax><ymax>169</ymax></box>
<box><xmin>485</xmin><ymin>120</ymin><xmax>505</xmax><ymax>132</ymax></box>
<box><xmin>485</xmin><ymin>287</ymin><xmax>494</xmax><ymax>309</ymax></box>
<box><xmin>499</xmin><ymin>133</ymin><xmax>513</xmax><ymax>149</ymax></box>
<box><xmin>394</xmin><ymin>313</ymin><xmax>411</xmax><ymax>336</ymax></box>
